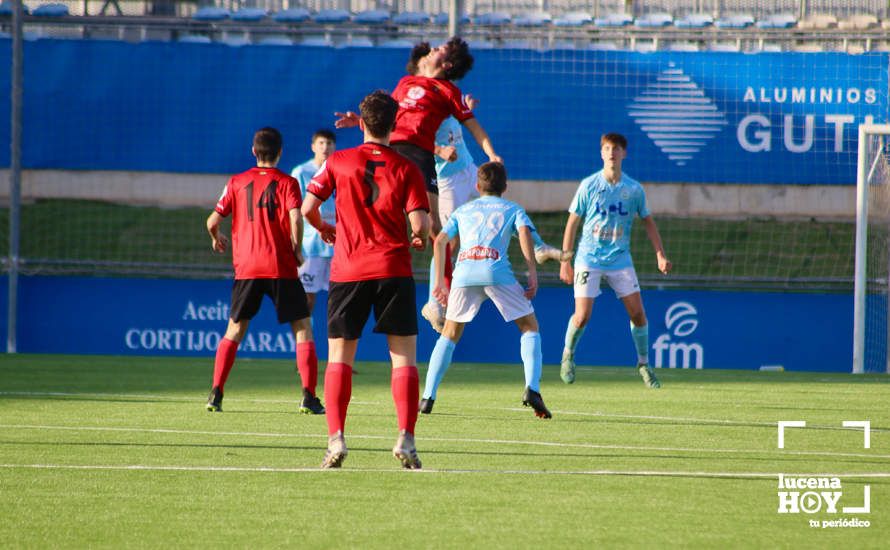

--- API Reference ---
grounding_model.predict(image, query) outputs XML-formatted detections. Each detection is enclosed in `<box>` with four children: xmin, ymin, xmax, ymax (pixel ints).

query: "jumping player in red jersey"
<box><xmin>335</xmin><ymin>38</ymin><xmax>501</xmax><ymax>330</ymax></box>
<box><xmin>303</xmin><ymin>91</ymin><xmax>431</xmax><ymax>469</ymax></box>
<box><xmin>204</xmin><ymin>127</ymin><xmax>324</xmax><ymax>415</ymax></box>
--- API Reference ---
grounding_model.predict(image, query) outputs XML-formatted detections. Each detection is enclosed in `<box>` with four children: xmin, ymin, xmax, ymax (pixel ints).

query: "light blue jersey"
<box><xmin>445</xmin><ymin>195</ymin><xmax>533</xmax><ymax>287</ymax></box>
<box><xmin>434</xmin><ymin>117</ymin><xmax>474</xmax><ymax>179</ymax></box>
<box><xmin>292</xmin><ymin>159</ymin><xmax>335</xmax><ymax>258</ymax></box>
<box><xmin>569</xmin><ymin>170</ymin><xmax>650</xmax><ymax>270</ymax></box>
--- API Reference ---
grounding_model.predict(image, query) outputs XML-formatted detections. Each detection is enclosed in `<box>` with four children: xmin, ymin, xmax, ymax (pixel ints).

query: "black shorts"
<box><xmin>392</xmin><ymin>141</ymin><xmax>438</xmax><ymax>194</ymax></box>
<box><xmin>327</xmin><ymin>277</ymin><xmax>418</xmax><ymax>339</ymax></box>
<box><xmin>230</xmin><ymin>279</ymin><xmax>310</xmax><ymax>323</ymax></box>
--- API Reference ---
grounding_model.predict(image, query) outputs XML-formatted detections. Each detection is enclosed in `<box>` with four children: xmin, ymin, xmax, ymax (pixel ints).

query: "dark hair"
<box><xmin>405</xmin><ymin>42</ymin><xmax>431</xmax><ymax>75</ymax></box>
<box><xmin>359</xmin><ymin>90</ymin><xmax>399</xmax><ymax>139</ymax></box>
<box><xmin>477</xmin><ymin>162</ymin><xmax>507</xmax><ymax>195</ymax></box>
<box><xmin>312</xmin><ymin>129</ymin><xmax>336</xmax><ymax>143</ymax></box>
<box><xmin>442</xmin><ymin>36</ymin><xmax>474</xmax><ymax>81</ymax></box>
<box><xmin>600</xmin><ymin>132</ymin><xmax>628</xmax><ymax>150</ymax></box>
<box><xmin>253</xmin><ymin>127</ymin><xmax>282</xmax><ymax>163</ymax></box>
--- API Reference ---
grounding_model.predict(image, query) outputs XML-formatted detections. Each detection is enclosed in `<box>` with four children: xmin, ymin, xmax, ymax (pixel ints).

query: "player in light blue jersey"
<box><xmin>421</xmin><ymin>108</ymin><xmax>572</xmax><ymax>333</ymax></box>
<box><xmin>420</xmin><ymin>162</ymin><xmax>552</xmax><ymax>419</ymax></box>
<box><xmin>559</xmin><ymin>133</ymin><xmax>672</xmax><ymax>388</ymax></box>
<box><xmin>291</xmin><ymin>129</ymin><xmax>336</xmax><ymax>314</ymax></box>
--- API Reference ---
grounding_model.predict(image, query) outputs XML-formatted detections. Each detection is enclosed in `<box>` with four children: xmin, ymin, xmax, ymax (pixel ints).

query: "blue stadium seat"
<box><xmin>593</xmin><ymin>12</ymin><xmax>631</xmax><ymax>27</ymax></box>
<box><xmin>715</xmin><ymin>14</ymin><xmax>754</xmax><ymax>29</ymax></box>
<box><xmin>554</xmin><ymin>11</ymin><xmax>592</xmax><ymax>27</ymax></box>
<box><xmin>668</xmin><ymin>41</ymin><xmax>701</xmax><ymax>51</ymax></box>
<box><xmin>314</xmin><ymin>9</ymin><xmax>350</xmax><ymax>24</ymax></box>
<box><xmin>433</xmin><ymin>13</ymin><xmax>470</xmax><ymax>26</ymax></box>
<box><xmin>675</xmin><ymin>14</ymin><xmax>713</xmax><ymax>28</ymax></box>
<box><xmin>756</xmin><ymin>13</ymin><xmax>796</xmax><ymax>29</ymax></box>
<box><xmin>232</xmin><ymin>8</ymin><xmax>267</xmax><ymax>22</ymax></box>
<box><xmin>222</xmin><ymin>35</ymin><xmax>251</xmax><ymax>46</ymax></box>
<box><xmin>635</xmin><ymin>13</ymin><xmax>673</xmax><ymax>27</ymax></box>
<box><xmin>192</xmin><ymin>7</ymin><xmax>229</xmax><ymax>21</ymax></box>
<box><xmin>466</xmin><ymin>39</ymin><xmax>494</xmax><ymax>49</ymax></box>
<box><xmin>353</xmin><ymin>10</ymin><xmax>390</xmax><ymax>25</ymax></box>
<box><xmin>0</xmin><ymin>3</ymin><xmax>30</xmax><ymax>16</ymax></box>
<box><xmin>473</xmin><ymin>12</ymin><xmax>511</xmax><ymax>26</ymax></box>
<box><xmin>514</xmin><ymin>12</ymin><xmax>551</xmax><ymax>27</ymax></box>
<box><xmin>273</xmin><ymin>8</ymin><xmax>310</xmax><ymax>24</ymax></box>
<box><xmin>393</xmin><ymin>11</ymin><xmax>429</xmax><ymax>26</ymax></box>
<box><xmin>32</xmin><ymin>3</ymin><xmax>68</xmax><ymax>17</ymax></box>
<box><xmin>588</xmin><ymin>41</ymin><xmax>620</xmax><ymax>51</ymax></box>
<box><xmin>710</xmin><ymin>43</ymin><xmax>741</xmax><ymax>52</ymax></box>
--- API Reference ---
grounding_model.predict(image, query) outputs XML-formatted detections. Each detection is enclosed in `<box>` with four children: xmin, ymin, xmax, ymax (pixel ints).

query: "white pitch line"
<box><xmin>2</xmin><ymin>463</ymin><xmax>890</xmax><ymax>479</ymax></box>
<box><xmin>4</xmin><ymin>390</ymin><xmax>886</xmax><ymax>433</ymax></box>
<box><xmin>2</xmin><ymin>423</ymin><xmax>888</xmax><ymax>460</ymax></box>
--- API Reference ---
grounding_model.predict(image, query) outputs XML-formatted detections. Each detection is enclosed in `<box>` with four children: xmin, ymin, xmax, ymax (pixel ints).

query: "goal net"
<box><xmin>854</xmin><ymin>123</ymin><xmax>890</xmax><ymax>373</ymax></box>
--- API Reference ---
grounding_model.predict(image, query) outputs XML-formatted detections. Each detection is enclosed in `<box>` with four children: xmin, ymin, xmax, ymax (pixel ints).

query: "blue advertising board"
<box><xmin>0</xmin><ymin>276</ymin><xmax>855</xmax><ymax>372</ymax></box>
<box><xmin>0</xmin><ymin>39</ymin><xmax>885</xmax><ymax>184</ymax></box>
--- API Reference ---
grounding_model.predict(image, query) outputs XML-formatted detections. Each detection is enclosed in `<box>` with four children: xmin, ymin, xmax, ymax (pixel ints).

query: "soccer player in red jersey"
<box><xmin>336</xmin><ymin>37</ymin><xmax>502</xmax><ymax>331</ymax></box>
<box><xmin>303</xmin><ymin>91</ymin><xmax>431</xmax><ymax>469</ymax></box>
<box><xmin>204</xmin><ymin>127</ymin><xmax>324</xmax><ymax>415</ymax></box>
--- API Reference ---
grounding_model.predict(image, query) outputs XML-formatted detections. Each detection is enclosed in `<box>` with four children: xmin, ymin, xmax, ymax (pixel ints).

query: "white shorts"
<box><xmin>299</xmin><ymin>256</ymin><xmax>332</xmax><ymax>293</ymax></box>
<box><xmin>573</xmin><ymin>266</ymin><xmax>640</xmax><ymax>299</ymax></box>
<box><xmin>446</xmin><ymin>283</ymin><xmax>535</xmax><ymax>323</ymax></box>
<box><xmin>437</xmin><ymin>163</ymin><xmax>479</xmax><ymax>224</ymax></box>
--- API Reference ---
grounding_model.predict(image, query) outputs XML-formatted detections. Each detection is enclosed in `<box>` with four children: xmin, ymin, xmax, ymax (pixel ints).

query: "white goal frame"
<box><xmin>853</xmin><ymin>123</ymin><xmax>890</xmax><ymax>374</ymax></box>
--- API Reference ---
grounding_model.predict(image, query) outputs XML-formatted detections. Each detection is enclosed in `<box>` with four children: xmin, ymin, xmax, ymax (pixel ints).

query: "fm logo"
<box><xmin>653</xmin><ymin>302</ymin><xmax>704</xmax><ymax>369</ymax></box>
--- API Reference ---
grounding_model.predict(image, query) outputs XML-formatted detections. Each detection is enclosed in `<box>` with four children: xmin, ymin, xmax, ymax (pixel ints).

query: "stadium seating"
<box><xmin>273</xmin><ymin>8</ymin><xmax>310</xmax><ymax>24</ymax></box>
<box><xmin>797</xmin><ymin>14</ymin><xmax>837</xmax><ymax>30</ymax></box>
<box><xmin>345</xmin><ymin>36</ymin><xmax>374</xmax><ymax>47</ymax></box>
<box><xmin>554</xmin><ymin>11</ymin><xmax>592</xmax><ymax>27</ymax></box>
<box><xmin>301</xmin><ymin>36</ymin><xmax>334</xmax><ymax>47</ymax></box>
<box><xmin>473</xmin><ymin>12</ymin><xmax>511</xmax><ymax>26</ymax></box>
<box><xmin>513</xmin><ymin>12</ymin><xmax>551</xmax><ymax>27</ymax></box>
<box><xmin>379</xmin><ymin>38</ymin><xmax>415</xmax><ymax>48</ymax></box>
<box><xmin>178</xmin><ymin>35</ymin><xmax>212</xmax><ymax>44</ymax></box>
<box><xmin>709</xmin><ymin>43</ymin><xmax>741</xmax><ymax>52</ymax></box>
<box><xmin>256</xmin><ymin>36</ymin><xmax>294</xmax><ymax>46</ymax></box>
<box><xmin>192</xmin><ymin>7</ymin><xmax>229</xmax><ymax>21</ymax></box>
<box><xmin>675</xmin><ymin>14</ymin><xmax>713</xmax><ymax>28</ymax></box>
<box><xmin>635</xmin><ymin>13</ymin><xmax>673</xmax><ymax>27</ymax></box>
<box><xmin>0</xmin><ymin>2</ymin><xmax>29</xmax><ymax>16</ymax></box>
<box><xmin>756</xmin><ymin>13</ymin><xmax>796</xmax><ymax>29</ymax></box>
<box><xmin>231</xmin><ymin>8</ymin><xmax>267</xmax><ymax>22</ymax></box>
<box><xmin>353</xmin><ymin>10</ymin><xmax>390</xmax><ymax>25</ymax></box>
<box><xmin>392</xmin><ymin>11</ymin><xmax>430</xmax><ymax>26</ymax></box>
<box><xmin>715</xmin><ymin>14</ymin><xmax>754</xmax><ymax>28</ymax></box>
<box><xmin>593</xmin><ymin>12</ymin><xmax>631</xmax><ymax>27</ymax></box>
<box><xmin>433</xmin><ymin>13</ymin><xmax>470</xmax><ymax>26</ymax></box>
<box><xmin>838</xmin><ymin>14</ymin><xmax>877</xmax><ymax>30</ymax></box>
<box><xmin>313</xmin><ymin>9</ymin><xmax>350</xmax><ymax>24</ymax></box>
<box><xmin>32</xmin><ymin>3</ymin><xmax>68</xmax><ymax>17</ymax></box>
<box><xmin>668</xmin><ymin>41</ymin><xmax>701</xmax><ymax>51</ymax></box>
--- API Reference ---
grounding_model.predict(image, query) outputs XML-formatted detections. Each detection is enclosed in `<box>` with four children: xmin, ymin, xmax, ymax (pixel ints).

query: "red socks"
<box><xmin>324</xmin><ymin>362</ymin><xmax>353</xmax><ymax>435</ymax></box>
<box><xmin>212</xmin><ymin>337</ymin><xmax>239</xmax><ymax>390</ymax></box>
<box><xmin>391</xmin><ymin>366</ymin><xmax>419</xmax><ymax>435</ymax></box>
<box><xmin>296</xmin><ymin>341</ymin><xmax>318</xmax><ymax>395</ymax></box>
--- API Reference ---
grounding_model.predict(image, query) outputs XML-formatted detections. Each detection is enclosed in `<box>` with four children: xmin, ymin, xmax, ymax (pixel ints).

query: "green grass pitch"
<box><xmin>0</xmin><ymin>354</ymin><xmax>887</xmax><ymax>547</ymax></box>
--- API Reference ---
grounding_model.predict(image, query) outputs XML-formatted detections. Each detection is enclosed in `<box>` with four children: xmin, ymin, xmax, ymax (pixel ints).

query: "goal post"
<box><xmin>853</xmin><ymin>123</ymin><xmax>890</xmax><ymax>373</ymax></box>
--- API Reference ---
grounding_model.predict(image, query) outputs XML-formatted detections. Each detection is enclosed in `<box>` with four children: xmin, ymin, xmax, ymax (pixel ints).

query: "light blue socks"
<box><xmin>631</xmin><ymin>323</ymin><xmax>649</xmax><ymax>365</ymax></box>
<box><xmin>520</xmin><ymin>331</ymin><xmax>543</xmax><ymax>391</ymax></box>
<box><xmin>423</xmin><ymin>336</ymin><xmax>456</xmax><ymax>399</ymax></box>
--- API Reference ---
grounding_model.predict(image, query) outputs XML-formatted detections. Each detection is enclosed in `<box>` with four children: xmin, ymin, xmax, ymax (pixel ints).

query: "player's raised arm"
<box><xmin>559</xmin><ymin>213</ymin><xmax>582</xmax><ymax>284</ymax></box>
<box><xmin>517</xmin><ymin>225</ymin><xmax>538</xmax><ymax>300</ymax></box>
<box><xmin>461</xmin><ymin>118</ymin><xmax>502</xmax><ymax>164</ymax></box>
<box><xmin>206</xmin><ymin>211</ymin><xmax>228</xmax><ymax>253</ymax></box>
<box><xmin>642</xmin><ymin>215</ymin><xmax>672</xmax><ymax>274</ymax></box>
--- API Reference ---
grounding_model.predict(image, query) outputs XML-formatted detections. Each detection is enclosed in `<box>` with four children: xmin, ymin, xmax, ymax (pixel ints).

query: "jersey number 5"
<box><xmin>363</xmin><ymin>160</ymin><xmax>385</xmax><ymax>207</ymax></box>
<box><xmin>245</xmin><ymin>181</ymin><xmax>278</xmax><ymax>221</ymax></box>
